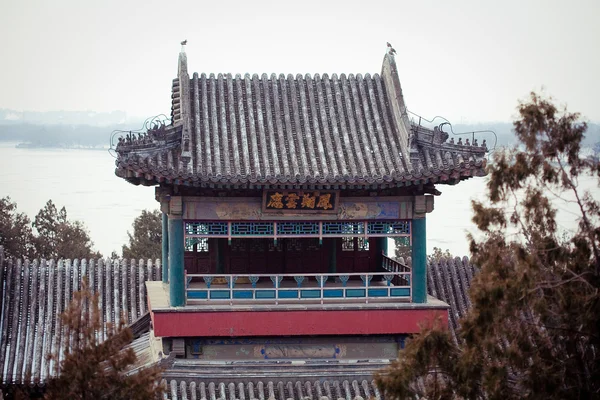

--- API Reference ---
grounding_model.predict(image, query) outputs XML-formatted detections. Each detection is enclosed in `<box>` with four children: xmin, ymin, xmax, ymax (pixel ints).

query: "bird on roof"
<box><xmin>387</xmin><ymin>42</ymin><xmax>397</xmax><ymax>56</ymax></box>
<box><xmin>181</xmin><ymin>40</ymin><xmax>187</xmax><ymax>46</ymax></box>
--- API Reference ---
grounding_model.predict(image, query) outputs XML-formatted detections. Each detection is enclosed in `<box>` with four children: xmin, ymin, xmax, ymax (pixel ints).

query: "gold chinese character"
<box><xmin>267</xmin><ymin>192</ymin><xmax>284</xmax><ymax>209</ymax></box>
<box><xmin>285</xmin><ymin>193</ymin><xmax>300</xmax><ymax>209</ymax></box>
<box><xmin>316</xmin><ymin>194</ymin><xmax>333</xmax><ymax>210</ymax></box>
<box><xmin>301</xmin><ymin>193</ymin><xmax>316</xmax><ymax>209</ymax></box>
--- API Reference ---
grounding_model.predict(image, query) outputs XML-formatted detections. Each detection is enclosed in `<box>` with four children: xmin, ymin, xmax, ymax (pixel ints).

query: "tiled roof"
<box><xmin>0</xmin><ymin>249</ymin><xmax>477</xmax><ymax>392</ymax></box>
<box><xmin>427</xmin><ymin>256</ymin><xmax>478</xmax><ymax>344</ymax></box>
<box><xmin>0</xmin><ymin>254</ymin><xmax>161</xmax><ymax>385</ymax></box>
<box><xmin>115</xmin><ymin>51</ymin><xmax>487</xmax><ymax>189</ymax></box>
<box><xmin>160</xmin><ymin>373</ymin><xmax>383</xmax><ymax>400</ymax></box>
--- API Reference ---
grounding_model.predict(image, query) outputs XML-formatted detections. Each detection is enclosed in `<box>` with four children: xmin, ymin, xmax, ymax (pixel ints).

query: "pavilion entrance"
<box><xmin>184</xmin><ymin>237</ymin><xmax>377</xmax><ymax>275</ymax></box>
<box><xmin>228</xmin><ymin>238</ymin><xmax>325</xmax><ymax>274</ymax></box>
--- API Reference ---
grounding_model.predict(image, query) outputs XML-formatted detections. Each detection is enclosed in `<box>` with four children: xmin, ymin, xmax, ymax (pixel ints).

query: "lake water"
<box><xmin>0</xmin><ymin>142</ymin><xmax>596</xmax><ymax>258</ymax></box>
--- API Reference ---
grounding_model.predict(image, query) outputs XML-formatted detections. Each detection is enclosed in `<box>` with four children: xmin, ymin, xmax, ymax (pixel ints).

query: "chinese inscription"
<box><xmin>264</xmin><ymin>191</ymin><xmax>338</xmax><ymax>212</ymax></box>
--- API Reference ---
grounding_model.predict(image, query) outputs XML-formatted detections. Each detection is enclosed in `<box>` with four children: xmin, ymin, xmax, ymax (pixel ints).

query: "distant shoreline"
<box><xmin>13</xmin><ymin>142</ymin><xmax>109</xmax><ymax>150</ymax></box>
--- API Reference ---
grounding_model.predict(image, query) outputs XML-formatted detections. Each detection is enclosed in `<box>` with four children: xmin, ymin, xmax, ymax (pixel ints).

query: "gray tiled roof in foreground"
<box><xmin>0</xmin><ymin>255</ymin><xmax>161</xmax><ymax>385</ymax></box>
<box><xmin>115</xmin><ymin>52</ymin><xmax>487</xmax><ymax>188</ymax></box>
<box><xmin>0</xmin><ymin>249</ymin><xmax>478</xmax><ymax>397</ymax></box>
<box><xmin>160</xmin><ymin>375</ymin><xmax>383</xmax><ymax>400</ymax></box>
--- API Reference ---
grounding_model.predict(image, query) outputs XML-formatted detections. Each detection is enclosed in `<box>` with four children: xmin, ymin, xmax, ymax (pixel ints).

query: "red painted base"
<box><xmin>151</xmin><ymin>308</ymin><xmax>448</xmax><ymax>337</ymax></box>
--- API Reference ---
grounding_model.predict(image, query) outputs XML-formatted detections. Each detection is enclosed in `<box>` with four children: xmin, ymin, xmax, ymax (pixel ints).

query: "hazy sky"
<box><xmin>1</xmin><ymin>0</ymin><xmax>598</xmax><ymax>123</ymax></box>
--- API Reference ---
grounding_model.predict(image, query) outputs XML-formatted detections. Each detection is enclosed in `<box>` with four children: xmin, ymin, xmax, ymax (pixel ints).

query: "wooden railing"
<box><xmin>381</xmin><ymin>252</ymin><xmax>411</xmax><ymax>286</ymax></box>
<box><xmin>185</xmin><ymin>270</ymin><xmax>411</xmax><ymax>305</ymax></box>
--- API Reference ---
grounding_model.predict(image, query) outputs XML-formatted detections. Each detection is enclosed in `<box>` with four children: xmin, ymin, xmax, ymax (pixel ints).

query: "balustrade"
<box><xmin>381</xmin><ymin>253</ymin><xmax>411</xmax><ymax>286</ymax></box>
<box><xmin>185</xmin><ymin>270</ymin><xmax>411</xmax><ymax>304</ymax></box>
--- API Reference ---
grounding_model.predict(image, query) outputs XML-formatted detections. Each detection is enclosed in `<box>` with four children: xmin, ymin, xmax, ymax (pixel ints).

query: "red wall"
<box><xmin>152</xmin><ymin>308</ymin><xmax>448</xmax><ymax>337</ymax></box>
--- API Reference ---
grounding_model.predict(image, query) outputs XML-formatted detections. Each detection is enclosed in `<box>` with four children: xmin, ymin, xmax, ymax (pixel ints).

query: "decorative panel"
<box><xmin>276</xmin><ymin>222</ymin><xmax>319</xmax><ymax>235</ymax></box>
<box><xmin>341</xmin><ymin>237</ymin><xmax>354</xmax><ymax>252</ymax></box>
<box><xmin>357</xmin><ymin>237</ymin><xmax>370</xmax><ymax>251</ymax></box>
<box><xmin>184</xmin><ymin>220</ymin><xmax>411</xmax><ymax>238</ymax></box>
<box><xmin>185</xmin><ymin>221</ymin><xmax>228</xmax><ymax>236</ymax></box>
<box><xmin>185</xmin><ymin>237</ymin><xmax>209</xmax><ymax>252</ymax></box>
<box><xmin>231</xmin><ymin>222</ymin><xmax>273</xmax><ymax>236</ymax></box>
<box><xmin>322</xmin><ymin>222</ymin><xmax>364</xmax><ymax>235</ymax></box>
<box><xmin>367</xmin><ymin>221</ymin><xmax>410</xmax><ymax>235</ymax></box>
<box><xmin>263</xmin><ymin>190</ymin><xmax>338</xmax><ymax>212</ymax></box>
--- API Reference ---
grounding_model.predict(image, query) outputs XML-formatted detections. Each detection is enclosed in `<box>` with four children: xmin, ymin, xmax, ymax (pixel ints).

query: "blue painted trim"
<box><xmin>368</xmin><ymin>288</ymin><xmax>388</xmax><ymax>297</ymax></box>
<box><xmin>300</xmin><ymin>289</ymin><xmax>321</xmax><ymax>298</ymax></box>
<box><xmin>210</xmin><ymin>290</ymin><xmax>231</xmax><ymax>299</ymax></box>
<box><xmin>391</xmin><ymin>287</ymin><xmax>411</xmax><ymax>297</ymax></box>
<box><xmin>346</xmin><ymin>289</ymin><xmax>366</xmax><ymax>298</ymax></box>
<box><xmin>168</xmin><ymin>216</ymin><xmax>185</xmax><ymax>306</ymax></box>
<box><xmin>233</xmin><ymin>290</ymin><xmax>254</xmax><ymax>299</ymax></box>
<box><xmin>411</xmin><ymin>217</ymin><xmax>427</xmax><ymax>303</ymax></box>
<box><xmin>256</xmin><ymin>290</ymin><xmax>276</xmax><ymax>299</ymax></box>
<box><xmin>279</xmin><ymin>290</ymin><xmax>299</xmax><ymax>299</ymax></box>
<box><xmin>187</xmin><ymin>291</ymin><xmax>208</xmax><ymax>299</ymax></box>
<box><xmin>323</xmin><ymin>289</ymin><xmax>344</xmax><ymax>298</ymax></box>
<box><xmin>162</xmin><ymin>212</ymin><xmax>168</xmax><ymax>283</ymax></box>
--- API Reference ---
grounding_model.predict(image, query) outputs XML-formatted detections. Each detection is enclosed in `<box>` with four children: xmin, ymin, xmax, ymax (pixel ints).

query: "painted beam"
<box><xmin>162</xmin><ymin>212</ymin><xmax>169</xmax><ymax>283</ymax></box>
<box><xmin>168</xmin><ymin>215</ymin><xmax>185</xmax><ymax>306</ymax></box>
<box><xmin>411</xmin><ymin>217</ymin><xmax>427</xmax><ymax>303</ymax></box>
<box><xmin>152</xmin><ymin>308</ymin><xmax>448</xmax><ymax>337</ymax></box>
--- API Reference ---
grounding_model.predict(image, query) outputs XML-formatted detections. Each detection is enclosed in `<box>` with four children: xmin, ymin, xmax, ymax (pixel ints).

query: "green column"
<box><xmin>162</xmin><ymin>212</ymin><xmax>169</xmax><ymax>283</ymax></box>
<box><xmin>168</xmin><ymin>215</ymin><xmax>185</xmax><ymax>306</ymax></box>
<box><xmin>411</xmin><ymin>217</ymin><xmax>427</xmax><ymax>303</ymax></box>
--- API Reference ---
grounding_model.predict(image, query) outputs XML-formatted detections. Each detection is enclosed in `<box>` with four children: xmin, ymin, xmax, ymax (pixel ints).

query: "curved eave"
<box><xmin>114</xmin><ymin>160</ymin><xmax>487</xmax><ymax>189</ymax></box>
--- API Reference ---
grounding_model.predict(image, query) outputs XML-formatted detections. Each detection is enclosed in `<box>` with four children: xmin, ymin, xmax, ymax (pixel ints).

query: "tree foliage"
<box><xmin>44</xmin><ymin>280</ymin><xmax>163</xmax><ymax>400</ymax></box>
<box><xmin>377</xmin><ymin>93</ymin><xmax>600</xmax><ymax>399</ymax></box>
<box><xmin>0</xmin><ymin>196</ymin><xmax>35</xmax><ymax>259</ymax></box>
<box><xmin>121</xmin><ymin>209</ymin><xmax>161</xmax><ymax>260</ymax></box>
<box><xmin>0</xmin><ymin>198</ymin><xmax>101</xmax><ymax>260</ymax></box>
<box><xmin>33</xmin><ymin>200</ymin><xmax>101</xmax><ymax>260</ymax></box>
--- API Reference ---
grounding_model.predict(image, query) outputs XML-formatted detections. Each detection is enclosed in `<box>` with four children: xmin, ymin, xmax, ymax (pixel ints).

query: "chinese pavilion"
<box><xmin>114</xmin><ymin>45</ymin><xmax>486</xmax><ymax>362</ymax></box>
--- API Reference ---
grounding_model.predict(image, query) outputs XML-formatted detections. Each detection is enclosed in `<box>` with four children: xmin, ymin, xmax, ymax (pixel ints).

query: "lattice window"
<box><xmin>367</xmin><ymin>221</ymin><xmax>410</xmax><ymax>235</ymax></box>
<box><xmin>231</xmin><ymin>222</ymin><xmax>273</xmax><ymax>236</ymax></box>
<box><xmin>322</xmin><ymin>222</ymin><xmax>364</xmax><ymax>235</ymax></box>
<box><xmin>185</xmin><ymin>221</ymin><xmax>228</xmax><ymax>236</ymax></box>
<box><xmin>342</xmin><ymin>237</ymin><xmax>355</xmax><ymax>251</ymax></box>
<box><xmin>276</xmin><ymin>222</ymin><xmax>319</xmax><ymax>235</ymax></box>
<box><xmin>357</xmin><ymin>237</ymin><xmax>370</xmax><ymax>251</ymax></box>
<box><xmin>185</xmin><ymin>237</ymin><xmax>209</xmax><ymax>252</ymax></box>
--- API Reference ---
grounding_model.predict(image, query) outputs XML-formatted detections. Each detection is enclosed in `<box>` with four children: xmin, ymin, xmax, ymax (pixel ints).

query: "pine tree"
<box><xmin>0</xmin><ymin>196</ymin><xmax>35</xmax><ymax>259</ymax></box>
<box><xmin>376</xmin><ymin>93</ymin><xmax>600</xmax><ymax>399</ymax></box>
<box><xmin>33</xmin><ymin>200</ymin><xmax>101</xmax><ymax>259</ymax></box>
<box><xmin>44</xmin><ymin>280</ymin><xmax>163</xmax><ymax>399</ymax></box>
<box><xmin>122</xmin><ymin>209</ymin><xmax>162</xmax><ymax>260</ymax></box>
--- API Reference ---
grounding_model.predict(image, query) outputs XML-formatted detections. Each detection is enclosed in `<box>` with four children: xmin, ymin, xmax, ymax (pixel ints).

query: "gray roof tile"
<box><xmin>115</xmin><ymin>52</ymin><xmax>487</xmax><ymax>188</ymax></box>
